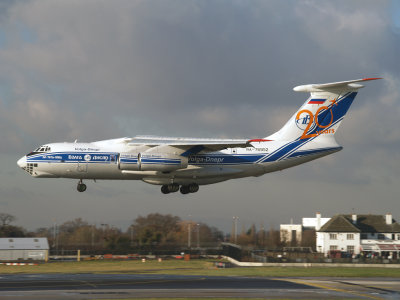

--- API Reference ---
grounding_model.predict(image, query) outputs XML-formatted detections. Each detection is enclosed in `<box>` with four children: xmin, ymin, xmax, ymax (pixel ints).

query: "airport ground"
<box><xmin>1</xmin><ymin>260</ymin><xmax>400</xmax><ymax>299</ymax></box>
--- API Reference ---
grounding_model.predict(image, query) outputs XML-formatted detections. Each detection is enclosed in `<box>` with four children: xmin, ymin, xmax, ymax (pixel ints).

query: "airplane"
<box><xmin>17</xmin><ymin>78</ymin><xmax>380</xmax><ymax>194</ymax></box>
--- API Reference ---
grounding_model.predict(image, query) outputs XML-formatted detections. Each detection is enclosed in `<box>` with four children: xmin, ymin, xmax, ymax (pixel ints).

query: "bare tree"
<box><xmin>0</xmin><ymin>213</ymin><xmax>16</xmax><ymax>226</ymax></box>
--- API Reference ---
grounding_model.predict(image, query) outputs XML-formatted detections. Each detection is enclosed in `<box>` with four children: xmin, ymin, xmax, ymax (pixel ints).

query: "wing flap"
<box><xmin>127</xmin><ymin>135</ymin><xmax>249</xmax><ymax>152</ymax></box>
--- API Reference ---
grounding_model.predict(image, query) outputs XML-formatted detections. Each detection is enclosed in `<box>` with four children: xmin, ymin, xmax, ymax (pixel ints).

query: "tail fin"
<box><xmin>267</xmin><ymin>78</ymin><xmax>381</xmax><ymax>141</ymax></box>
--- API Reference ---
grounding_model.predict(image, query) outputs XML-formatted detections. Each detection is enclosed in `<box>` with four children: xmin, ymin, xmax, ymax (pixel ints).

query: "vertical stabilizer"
<box><xmin>267</xmin><ymin>78</ymin><xmax>381</xmax><ymax>142</ymax></box>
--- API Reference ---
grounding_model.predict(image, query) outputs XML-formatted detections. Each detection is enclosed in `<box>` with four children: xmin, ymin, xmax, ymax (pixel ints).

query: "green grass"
<box><xmin>1</xmin><ymin>259</ymin><xmax>400</xmax><ymax>277</ymax></box>
<box><xmin>99</xmin><ymin>298</ymin><xmax>299</xmax><ymax>300</ymax></box>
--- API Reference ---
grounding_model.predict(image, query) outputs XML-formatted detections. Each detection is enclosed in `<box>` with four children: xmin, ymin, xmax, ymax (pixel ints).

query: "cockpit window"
<box><xmin>34</xmin><ymin>146</ymin><xmax>51</xmax><ymax>152</ymax></box>
<box><xmin>27</xmin><ymin>145</ymin><xmax>51</xmax><ymax>156</ymax></box>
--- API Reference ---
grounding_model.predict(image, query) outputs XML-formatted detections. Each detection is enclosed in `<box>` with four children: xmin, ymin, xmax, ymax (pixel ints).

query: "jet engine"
<box><xmin>119</xmin><ymin>153</ymin><xmax>188</xmax><ymax>172</ymax></box>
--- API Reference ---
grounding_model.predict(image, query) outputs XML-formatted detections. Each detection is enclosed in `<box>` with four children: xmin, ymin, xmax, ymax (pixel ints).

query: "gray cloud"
<box><xmin>0</xmin><ymin>0</ymin><xmax>398</xmax><ymax>232</ymax></box>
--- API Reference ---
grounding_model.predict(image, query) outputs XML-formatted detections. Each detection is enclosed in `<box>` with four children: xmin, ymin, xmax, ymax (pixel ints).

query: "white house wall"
<box><xmin>317</xmin><ymin>232</ymin><xmax>360</xmax><ymax>255</ymax></box>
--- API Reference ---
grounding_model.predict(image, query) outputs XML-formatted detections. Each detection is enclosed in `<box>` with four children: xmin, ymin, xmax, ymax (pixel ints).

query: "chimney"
<box><xmin>316</xmin><ymin>212</ymin><xmax>321</xmax><ymax>231</ymax></box>
<box><xmin>352</xmin><ymin>214</ymin><xmax>357</xmax><ymax>224</ymax></box>
<box><xmin>386</xmin><ymin>213</ymin><xmax>392</xmax><ymax>225</ymax></box>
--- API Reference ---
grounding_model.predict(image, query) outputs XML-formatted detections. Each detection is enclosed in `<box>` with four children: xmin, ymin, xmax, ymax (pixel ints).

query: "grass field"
<box><xmin>1</xmin><ymin>259</ymin><xmax>400</xmax><ymax>277</ymax></box>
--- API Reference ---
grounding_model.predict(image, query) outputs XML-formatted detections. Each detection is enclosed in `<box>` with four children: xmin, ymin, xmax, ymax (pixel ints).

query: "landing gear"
<box><xmin>180</xmin><ymin>183</ymin><xmax>199</xmax><ymax>194</ymax></box>
<box><xmin>168</xmin><ymin>183</ymin><xmax>180</xmax><ymax>193</ymax></box>
<box><xmin>180</xmin><ymin>185</ymin><xmax>190</xmax><ymax>194</ymax></box>
<box><xmin>188</xmin><ymin>183</ymin><xmax>199</xmax><ymax>193</ymax></box>
<box><xmin>161</xmin><ymin>183</ymin><xmax>199</xmax><ymax>195</ymax></box>
<box><xmin>77</xmin><ymin>180</ymin><xmax>87</xmax><ymax>192</ymax></box>
<box><xmin>161</xmin><ymin>183</ymin><xmax>180</xmax><ymax>194</ymax></box>
<box><xmin>161</xmin><ymin>185</ymin><xmax>170</xmax><ymax>194</ymax></box>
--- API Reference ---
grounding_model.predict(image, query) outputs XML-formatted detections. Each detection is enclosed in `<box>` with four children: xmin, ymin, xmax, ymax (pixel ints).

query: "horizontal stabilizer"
<box><xmin>293</xmin><ymin>78</ymin><xmax>381</xmax><ymax>93</ymax></box>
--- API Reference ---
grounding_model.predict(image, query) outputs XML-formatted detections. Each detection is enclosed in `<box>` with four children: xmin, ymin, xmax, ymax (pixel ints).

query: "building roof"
<box><xmin>319</xmin><ymin>215</ymin><xmax>400</xmax><ymax>233</ymax></box>
<box><xmin>0</xmin><ymin>238</ymin><xmax>49</xmax><ymax>250</ymax></box>
<box><xmin>302</xmin><ymin>217</ymin><xmax>330</xmax><ymax>228</ymax></box>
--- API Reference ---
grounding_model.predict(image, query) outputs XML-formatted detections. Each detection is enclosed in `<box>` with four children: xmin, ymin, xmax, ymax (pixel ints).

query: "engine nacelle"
<box><xmin>118</xmin><ymin>153</ymin><xmax>188</xmax><ymax>172</ymax></box>
<box><xmin>139</xmin><ymin>153</ymin><xmax>188</xmax><ymax>172</ymax></box>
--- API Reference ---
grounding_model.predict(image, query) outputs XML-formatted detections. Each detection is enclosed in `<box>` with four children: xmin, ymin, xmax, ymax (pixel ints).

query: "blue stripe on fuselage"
<box><xmin>26</xmin><ymin>152</ymin><xmax>119</xmax><ymax>163</ymax></box>
<box><xmin>188</xmin><ymin>154</ymin><xmax>265</xmax><ymax>165</ymax></box>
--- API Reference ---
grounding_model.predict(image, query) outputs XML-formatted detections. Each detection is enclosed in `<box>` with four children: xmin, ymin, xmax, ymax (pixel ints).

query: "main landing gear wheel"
<box><xmin>188</xmin><ymin>183</ymin><xmax>199</xmax><ymax>193</ymax></box>
<box><xmin>161</xmin><ymin>185</ymin><xmax>170</xmax><ymax>194</ymax></box>
<box><xmin>180</xmin><ymin>183</ymin><xmax>199</xmax><ymax>194</ymax></box>
<box><xmin>168</xmin><ymin>183</ymin><xmax>179</xmax><ymax>193</ymax></box>
<box><xmin>161</xmin><ymin>184</ymin><xmax>180</xmax><ymax>194</ymax></box>
<box><xmin>180</xmin><ymin>185</ymin><xmax>190</xmax><ymax>194</ymax></box>
<box><xmin>161</xmin><ymin>183</ymin><xmax>199</xmax><ymax>195</ymax></box>
<box><xmin>77</xmin><ymin>180</ymin><xmax>87</xmax><ymax>192</ymax></box>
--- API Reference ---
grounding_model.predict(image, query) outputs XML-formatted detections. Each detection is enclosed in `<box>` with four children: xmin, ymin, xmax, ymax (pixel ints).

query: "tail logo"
<box><xmin>295</xmin><ymin>112</ymin><xmax>312</xmax><ymax>130</ymax></box>
<box><xmin>295</xmin><ymin>105</ymin><xmax>334</xmax><ymax>139</ymax></box>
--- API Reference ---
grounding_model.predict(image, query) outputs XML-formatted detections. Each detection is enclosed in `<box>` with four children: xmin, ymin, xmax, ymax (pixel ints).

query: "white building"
<box><xmin>317</xmin><ymin>214</ymin><xmax>400</xmax><ymax>257</ymax></box>
<box><xmin>302</xmin><ymin>212</ymin><xmax>330</xmax><ymax>230</ymax></box>
<box><xmin>280</xmin><ymin>212</ymin><xmax>330</xmax><ymax>245</ymax></box>
<box><xmin>0</xmin><ymin>238</ymin><xmax>49</xmax><ymax>261</ymax></box>
<box><xmin>280</xmin><ymin>224</ymin><xmax>302</xmax><ymax>245</ymax></box>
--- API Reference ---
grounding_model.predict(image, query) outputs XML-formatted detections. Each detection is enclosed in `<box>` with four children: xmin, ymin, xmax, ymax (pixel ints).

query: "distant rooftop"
<box><xmin>319</xmin><ymin>215</ymin><xmax>400</xmax><ymax>233</ymax></box>
<box><xmin>0</xmin><ymin>238</ymin><xmax>49</xmax><ymax>250</ymax></box>
<box><xmin>302</xmin><ymin>217</ymin><xmax>330</xmax><ymax>228</ymax></box>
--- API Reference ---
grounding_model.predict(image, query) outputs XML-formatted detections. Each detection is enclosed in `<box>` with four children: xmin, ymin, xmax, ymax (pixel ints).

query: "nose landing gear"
<box><xmin>77</xmin><ymin>180</ymin><xmax>87</xmax><ymax>192</ymax></box>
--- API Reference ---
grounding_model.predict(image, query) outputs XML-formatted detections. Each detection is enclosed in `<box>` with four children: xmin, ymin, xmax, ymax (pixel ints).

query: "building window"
<box><xmin>330</xmin><ymin>245</ymin><xmax>338</xmax><ymax>251</ymax></box>
<box><xmin>347</xmin><ymin>234</ymin><xmax>354</xmax><ymax>240</ymax></box>
<box><xmin>8</xmin><ymin>239</ymin><xmax>13</xmax><ymax>242</ymax></box>
<box><xmin>34</xmin><ymin>239</ymin><xmax>39</xmax><ymax>242</ymax></box>
<box><xmin>378</xmin><ymin>234</ymin><xmax>385</xmax><ymax>240</ymax></box>
<box><xmin>361</xmin><ymin>233</ymin><xmax>367</xmax><ymax>239</ymax></box>
<box><xmin>397</xmin><ymin>234</ymin><xmax>400</xmax><ymax>240</ymax></box>
<box><xmin>329</xmin><ymin>233</ymin><xmax>337</xmax><ymax>240</ymax></box>
<box><xmin>347</xmin><ymin>246</ymin><xmax>355</xmax><ymax>253</ymax></box>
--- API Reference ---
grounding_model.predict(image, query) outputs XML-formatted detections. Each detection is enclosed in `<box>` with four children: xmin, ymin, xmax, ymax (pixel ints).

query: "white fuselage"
<box><xmin>17</xmin><ymin>138</ymin><xmax>341</xmax><ymax>186</ymax></box>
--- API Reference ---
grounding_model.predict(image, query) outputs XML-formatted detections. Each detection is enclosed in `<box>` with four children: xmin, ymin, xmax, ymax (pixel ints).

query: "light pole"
<box><xmin>187</xmin><ymin>214</ymin><xmax>192</xmax><ymax>249</ymax></box>
<box><xmin>130</xmin><ymin>225</ymin><xmax>134</xmax><ymax>247</ymax></box>
<box><xmin>52</xmin><ymin>221</ymin><xmax>56</xmax><ymax>248</ymax></box>
<box><xmin>260</xmin><ymin>224</ymin><xmax>265</xmax><ymax>248</ymax></box>
<box><xmin>233</xmin><ymin>216</ymin><xmax>239</xmax><ymax>244</ymax></box>
<box><xmin>196</xmin><ymin>223</ymin><xmax>200</xmax><ymax>248</ymax></box>
<box><xmin>188</xmin><ymin>222</ymin><xmax>191</xmax><ymax>249</ymax></box>
<box><xmin>91</xmin><ymin>224</ymin><xmax>95</xmax><ymax>248</ymax></box>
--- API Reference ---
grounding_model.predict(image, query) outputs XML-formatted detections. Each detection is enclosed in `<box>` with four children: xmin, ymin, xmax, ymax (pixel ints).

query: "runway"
<box><xmin>0</xmin><ymin>273</ymin><xmax>399</xmax><ymax>299</ymax></box>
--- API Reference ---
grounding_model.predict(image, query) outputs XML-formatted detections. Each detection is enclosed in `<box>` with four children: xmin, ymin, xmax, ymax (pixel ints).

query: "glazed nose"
<box><xmin>17</xmin><ymin>156</ymin><xmax>27</xmax><ymax>168</ymax></box>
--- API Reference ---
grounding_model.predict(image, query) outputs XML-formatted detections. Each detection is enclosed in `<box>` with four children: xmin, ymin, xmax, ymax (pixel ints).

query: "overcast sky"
<box><xmin>0</xmin><ymin>0</ymin><xmax>399</xmax><ymax>233</ymax></box>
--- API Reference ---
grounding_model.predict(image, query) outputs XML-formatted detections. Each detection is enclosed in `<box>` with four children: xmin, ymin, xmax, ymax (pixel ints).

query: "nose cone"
<box><xmin>17</xmin><ymin>156</ymin><xmax>27</xmax><ymax>168</ymax></box>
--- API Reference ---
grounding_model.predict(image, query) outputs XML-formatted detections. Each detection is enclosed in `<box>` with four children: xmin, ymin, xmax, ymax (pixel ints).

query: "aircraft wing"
<box><xmin>127</xmin><ymin>135</ymin><xmax>250</xmax><ymax>153</ymax></box>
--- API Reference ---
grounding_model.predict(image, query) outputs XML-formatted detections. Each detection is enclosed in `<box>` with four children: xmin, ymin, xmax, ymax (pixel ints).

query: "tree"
<box><xmin>0</xmin><ymin>213</ymin><xmax>16</xmax><ymax>226</ymax></box>
<box><xmin>59</xmin><ymin>218</ymin><xmax>89</xmax><ymax>234</ymax></box>
<box><xmin>0</xmin><ymin>213</ymin><xmax>26</xmax><ymax>237</ymax></box>
<box><xmin>131</xmin><ymin>213</ymin><xmax>181</xmax><ymax>250</ymax></box>
<box><xmin>301</xmin><ymin>229</ymin><xmax>316</xmax><ymax>250</ymax></box>
<box><xmin>0</xmin><ymin>225</ymin><xmax>26</xmax><ymax>237</ymax></box>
